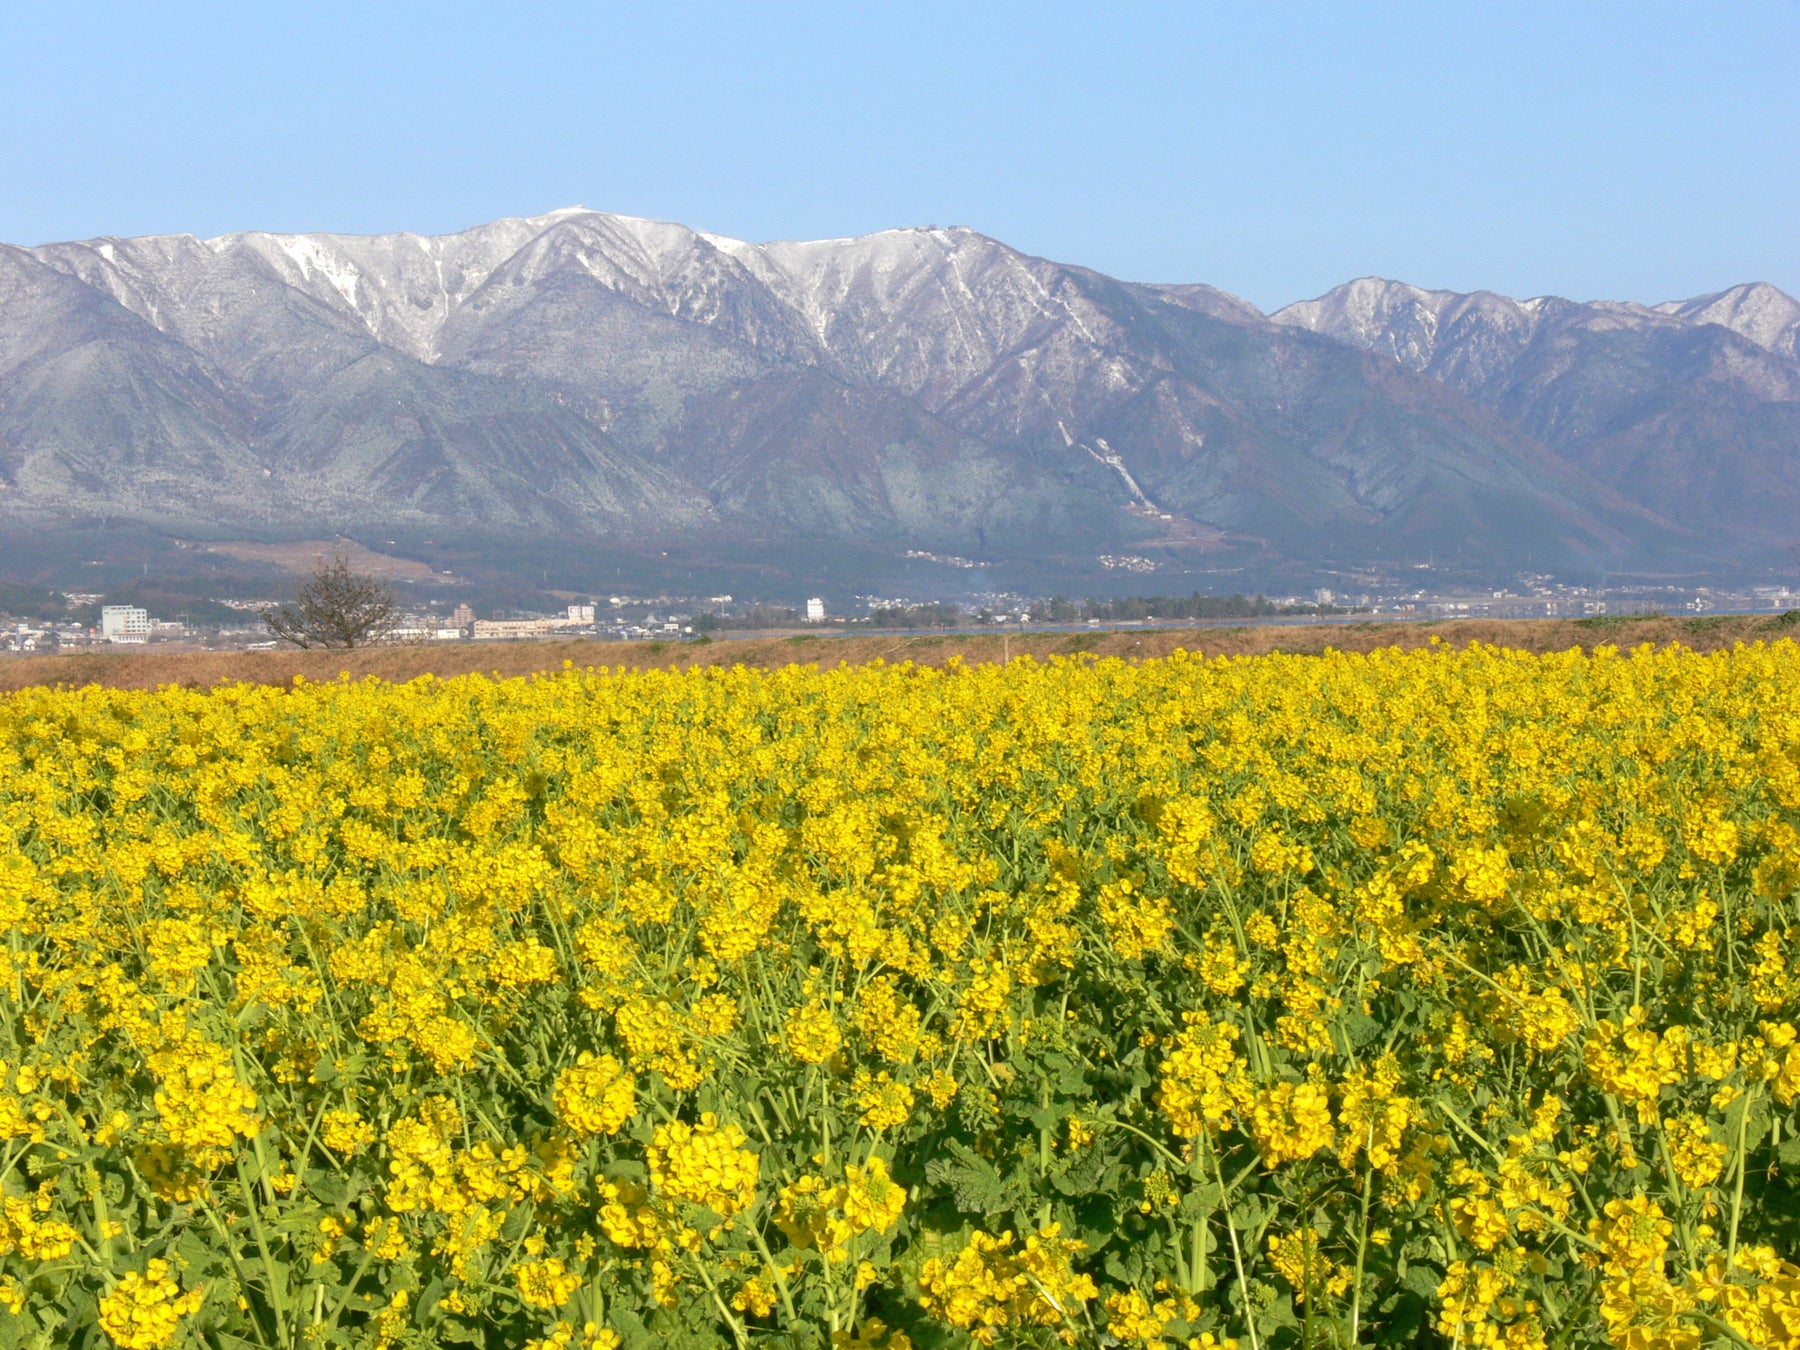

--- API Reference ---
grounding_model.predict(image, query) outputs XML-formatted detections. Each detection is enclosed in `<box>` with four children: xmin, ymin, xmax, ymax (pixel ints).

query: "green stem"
<box><xmin>320</xmin><ymin>1240</ymin><xmax>382</xmax><ymax>1338</ymax></box>
<box><xmin>196</xmin><ymin>1189</ymin><xmax>278</xmax><ymax>1350</ymax></box>
<box><xmin>1207</xmin><ymin>1131</ymin><xmax>1261</xmax><ymax>1350</ymax></box>
<box><xmin>1349</xmin><ymin>1125</ymin><xmax>1375</xmax><ymax>1346</ymax></box>
<box><xmin>746</xmin><ymin>1221</ymin><xmax>801</xmax><ymax>1328</ymax></box>
<box><xmin>689</xmin><ymin>1252</ymin><xmax>751</xmax><ymax>1350</ymax></box>
<box><xmin>1097</xmin><ymin>1116</ymin><xmax>1190</xmax><ymax>1173</ymax></box>
<box><xmin>1727</xmin><ymin>1086</ymin><xmax>1754</xmax><ymax>1266</ymax></box>
<box><xmin>234</xmin><ymin>1150</ymin><xmax>292</xmax><ymax>1349</ymax></box>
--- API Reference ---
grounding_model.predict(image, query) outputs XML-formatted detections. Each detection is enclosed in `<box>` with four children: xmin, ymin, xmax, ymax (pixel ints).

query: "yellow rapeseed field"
<box><xmin>4</xmin><ymin>640</ymin><xmax>1800</xmax><ymax>1349</ymax></box>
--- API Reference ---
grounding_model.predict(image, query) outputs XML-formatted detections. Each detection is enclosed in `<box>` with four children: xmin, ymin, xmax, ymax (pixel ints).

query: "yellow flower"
<box><xmin>97</xmin><ymin>1260</ymin><xmax>204</xmax><ymax>1349</ymax></box>
<box><xmin>12</xmin><ymin>618</ymin><xmax>1800</xmax><ymax>1349</ymax></box>
<box><xmin>150</xmin><ymin>1040</ymin><xmax>260</xmax><ymax>1162</ymax></box>
<box><xmin>1159</xmin><ymin>1012</ymin><xmax>1247</xmax><ymax>1137</ymax></box>
<box><xmin>1105</xmin><ymin>1286</ymin><xmax>1206</xmax><ymax>1349</ymax></box>
<box><xmin>514</xmin><ymin>1256</ymin><xmax>584</xmax><ymax>1310</ymax></box>
<box><xmin>1266</xmin><ymin>1228</ymin><xmax>1351</xmax><ymax>1304</ymax></box>
<box><xmin>918</xmin><ymin>1224</ymin><xmax>1097</xmax><ymax>1343</ymax></box>
<box><xmin>1686</xmin><ymin>809</ymin><xmax>1740</xmax><ymax>866</ymax></box>
<box><xmin>852</xmin><ymin>1071</ymin><xmax>916</xmax><ymax>1131</ymax></box>
<box><xmin>649</xmin><ymin>1112</ymin><xmax>760</xmax><ymax>1220</ymax></box>
<box><xmin>842</xmin><ymin>1155</ymin><xmax>906</xmax><ymax>1234</ymax></box>
<box><xmin>732</xmin><ymin>1275</ymin><xmax>777</xmax><ymax>1316</ymax></box>
<box><xmin>783</xmin><ymin>998</ymin><xmax>844</xmax><ymax>1064</ymax></box>
<box><xmin>319</xmin><ymin>1108</ymin><xmax>375</xmax><ymax>1156</ymax></box>
<box><xmin>1248</xmin><ymin>1080</ymin><xmax>1335</xmax><ymax>1168</ymax></box>
<box><xmin>1663</xmin><ymin>1114</ymin><xmax>1726</xmax><ymax>1190</ymax></box>
<box><xmin>1097</xmin><ymin>879</ymin><xmax>1176</xmax><ymax>960</ymax></box>
<box><xmin>553</xmin><ymin>1052</ymin><xmax>637</xmax><ymax>1136</ymax></box>
<box><xmin>777</xmin><ymin>1174</ymin><xmax>845</xmax><ymax>1255</ymax></box>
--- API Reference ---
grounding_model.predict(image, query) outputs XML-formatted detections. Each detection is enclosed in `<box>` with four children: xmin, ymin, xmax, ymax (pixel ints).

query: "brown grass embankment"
<box><xmin>3</xmin><ymin>612</ymin><xmax>1797</xmax><ymax>695</ymax></box>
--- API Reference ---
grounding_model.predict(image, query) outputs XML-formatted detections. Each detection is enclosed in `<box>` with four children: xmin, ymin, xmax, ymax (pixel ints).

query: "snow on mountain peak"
<box><xmin>1657</xmin><ymin>282</ymin><xmax>1800</xmax><ymax>359</ymax></box>
<box><xmin>32</xmin><ymin>206</ymin><xmax>1797</xmax><ymax>385</ymax></box>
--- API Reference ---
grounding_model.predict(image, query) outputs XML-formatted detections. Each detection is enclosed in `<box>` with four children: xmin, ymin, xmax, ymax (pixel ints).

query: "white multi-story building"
<box><xmin>473</xmin><ymin>618</ymin><xmax>560</xmax><ymax>639</ymax></box>
<box><xmin>805</xmin><ymin>597</ymin><xmax>826</xmax><ymax>623</ymax></box>
<box><xmin>568</xmin><ymin>604</ymin><xmax>596</xmax><ymax>624</ymax></box>
<box><xmin>100</xmin><ymin>605</ymin><xmax>151</xmax><ymax>644</ymax></box>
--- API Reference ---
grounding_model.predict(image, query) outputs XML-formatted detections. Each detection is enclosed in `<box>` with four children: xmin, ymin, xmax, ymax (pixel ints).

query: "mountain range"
<box><xmin>2</xmin><ymin>207</ymin><xmax>1796</xmax><ymax>590</ymax></box>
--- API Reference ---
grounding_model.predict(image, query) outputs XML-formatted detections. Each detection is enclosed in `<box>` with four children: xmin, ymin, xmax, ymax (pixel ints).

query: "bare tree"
<box><xmin>261</xmin><ymin>553</ymin><xmax>400</xmax><ymax>649</ymax></box>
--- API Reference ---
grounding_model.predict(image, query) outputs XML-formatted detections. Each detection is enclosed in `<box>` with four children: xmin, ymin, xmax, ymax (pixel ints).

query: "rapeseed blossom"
<box><xmin>95</xmin><ymin>1261</ymin><xmax>205</xmax><ymax>1349</ymax></box>
<box><xmin>2</xmin><ymin>640</ymin><xmax>1800</xmax><ymax>1345</ymax></box>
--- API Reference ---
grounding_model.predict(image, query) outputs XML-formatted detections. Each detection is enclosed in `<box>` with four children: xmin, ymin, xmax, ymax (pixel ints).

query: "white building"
<box><xmin>805</xmin><ymin>597</ymin><xmax>826</xmax><ymax>623</ymax></box>
<box><xmin>568</xmin><ymin>604</ymin><xmax>596</xmax><ymax>624</ymax></box>
<box><xmin>100</xmin><ymin>605</ymin><xmax>151</xmax><ymax>644</ymax></box>
<box><xmin>473</xmin><ymin>618</ymin><xmax>561</xmax><ymax>639</ymax></box>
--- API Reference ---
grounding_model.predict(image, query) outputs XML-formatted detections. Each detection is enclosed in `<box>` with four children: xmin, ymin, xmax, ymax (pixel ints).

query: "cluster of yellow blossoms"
<box><xmin>918</xmin><ymin>1224</ymin><xmax>1098</xmax><ymax>1343</ymax></box>
<box><xmin>96</xmin><ymin>1261</ymin><xmax>205</xmax><ymax>1350</ymax></box>
<box><xmin>3</xmin><ymin>637</ymin><xmax>1800</xmax><ymax>1347</ymax></box>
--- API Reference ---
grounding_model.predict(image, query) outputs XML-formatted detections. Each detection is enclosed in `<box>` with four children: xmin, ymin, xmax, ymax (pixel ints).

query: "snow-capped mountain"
<box><xmin>3</xmin><ymin>208</ymin><xmax>1795</xmax><ymax>581</ymax></box>
<box><xmin>1657</xmin><ymin>283</ymin><xmax>1800</xmax><ymax>363</ymax></box>
<box><xmin>1271</xmin><ymin>278</ymin><xmax>1800</xmax><ymax>542</ymax></box>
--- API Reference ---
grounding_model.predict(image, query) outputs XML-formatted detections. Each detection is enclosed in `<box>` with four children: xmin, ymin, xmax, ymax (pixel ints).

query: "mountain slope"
<box><xmin>3</xmin><ymin>208</ymin><xmax>1789</xmax><ymax>583</ymax></box>
<box><xmin>412</xmin><ymin>215</ymin><xmax>1649</xmax><ymax>570</ymax></box>
<box><xmin>18</xmin><ymin>224</ymin><xmax>716</xmax><ymax>536</ymax></box>
<box><xmin>1657</xmin><ymin>283</ymin><xmax>1800</xmax><ymax>363</ymax></box>
<box><xmin>1271</xmin><ymin>278</ymin><xmax>1800</xmax><ymax>545</ymax></box>
<box><xmin>0</xmin><ymin>245</ymin><xmax>262</xmax><ymax>525</ymax></box>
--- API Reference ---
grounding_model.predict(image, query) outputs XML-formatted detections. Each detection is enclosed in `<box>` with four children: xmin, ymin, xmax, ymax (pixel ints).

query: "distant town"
<box><xmin>2</xmin><ymin>576</ymin><xmax>1798</xmax><ymax>655</ymax></box>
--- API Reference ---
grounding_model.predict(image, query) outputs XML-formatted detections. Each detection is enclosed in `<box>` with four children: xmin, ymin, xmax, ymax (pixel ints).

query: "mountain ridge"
<box><xmin>1270</xmin><ymin>275</ymin><xmax>1800</xmax><ymax>544</ymax></box>
<box><xmin>4</xmin><ymin>208</ymin><xmax>1795</xmax><ymax>587</ymax></box>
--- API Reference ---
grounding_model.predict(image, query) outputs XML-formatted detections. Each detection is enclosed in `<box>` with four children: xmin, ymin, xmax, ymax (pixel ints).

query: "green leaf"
<box><xmin>1402</xmin><ymin>1263</ymin><xmax>1444</xmax><ymax>1297</ymax></box>
<box><xmin>1747</xmin><ymin>1094</ymin><xmax>1776</xmax><ymax>1154</ymax></box>
<box><xmin>1255</xmin><ymin>1288</ymin><xmax>1299</xmax><ymax>1332</ymax></box>
<box><xmin>1230</xmin><ymin>1196</ymin><xmax>1268</xmax><ymax>1230</ymax></box>
<box><xmin>1177</xmin><ymin>1187</ymin><xmax>1216</xmax><ymax>1221</ymax></box>
<box><xmin>177</xmin><ymin>1227</ymin><xmax>226</xmax><ymax>1273</ymax></box>
<box><xmin>1028</xmin><ymin>1105</ymin><xmax>1062</xmax><ymax>1133</ymax></box>
<box><xmin>923</xmin><ymin>1141</ymin><xmax>1029</xmax><ymax>1216</ymax></box>
<box><xmin>612</xmin><ymin>1309</ymin><xmax>657</xmax><ymax>1350</ymax></box>
<box><xmin>0</xmin><ymin>1306</ymin><xmax>41</xmax><ymax>1350</ymax></box>
<box><xmin>1049</xmin><ymin>1147</ymin><xmax>1118</xmax><ymax>1197</ymax></box>
<box><xmin>606</xmin><ymin>1158</ymin><xmax>648</xmax><ymax>1184</ymax></box>
<box><xmin>1343</xmin><ymin>1010</ymin><xmax>1382</xmax><ymax>1049</ymax></box>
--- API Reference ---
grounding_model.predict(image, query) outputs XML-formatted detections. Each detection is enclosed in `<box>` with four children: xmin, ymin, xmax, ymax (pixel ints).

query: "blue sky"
<box><xmin>2</xmin><ymin>1</ymin><xmax>1795</xmax><ymax>310</ymax></box>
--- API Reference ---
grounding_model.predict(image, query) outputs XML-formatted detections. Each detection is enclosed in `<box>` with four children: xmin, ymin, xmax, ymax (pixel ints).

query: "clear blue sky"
<box><xmin>2</xmin><ymin>1</ymin><xmax>1795</xmax><ymax>310</ymax></box>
